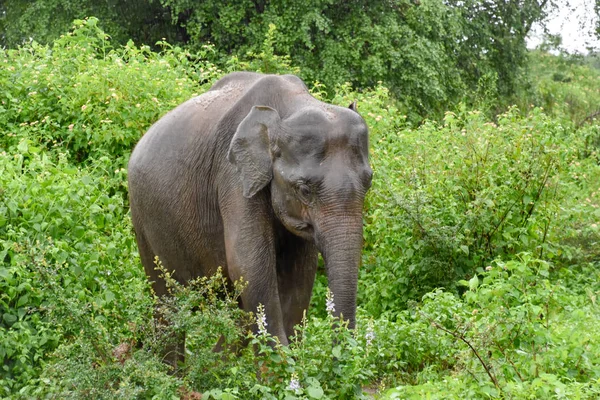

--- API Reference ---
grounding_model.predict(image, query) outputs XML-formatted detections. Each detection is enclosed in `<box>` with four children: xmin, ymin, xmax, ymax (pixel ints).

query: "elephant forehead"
<box><xmin>280</xmin><ymin>132</ymin><xmax>367</xmax><ymax>171</ymax></box>
<box><xmin>283</xmin><ymin>107</ymin><xmax>367</xmax><ymax>149</ymax></box>
<box><xmin>286</xmin><ymin>104</ymin><xmax>348</xmax><ymax>125</ymax></box>
<box><xmin>279</xmin><ymin>130</ymin><xmax>326</xmax><ymax>163</ymax></box>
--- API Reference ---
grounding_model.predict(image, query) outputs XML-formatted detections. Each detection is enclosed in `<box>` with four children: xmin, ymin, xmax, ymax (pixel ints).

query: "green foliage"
<box><xmin>447</xmin><ymin>0</ymin><xmax>550</xmax><ymax>101</ymax></box>
<box><xmin>0</xmin><ymin>0</ymin><xmax>180</xmax><ymax>48</ymax></box>
<box><xmin>29</xmin><ymin>265</ymin><xmax>249</xmax><ymax>399</ymax></box>
<box><xmin>223</xmin><ymin>23</ymin><xmax>300</xmax><ymax>76</ymax></box>
<box><xmin>529</xmin><ymin>51</ymin><xmax>600</xmax><ymax>127</ymax></box>
<box><xmin>200</xmin><ymin>299</ymin><xmax>377</xmax><ymax>399</ymax></box>
<box><xmin>20</xmin><ymin>264</ymin><xmax>380</xmax><ymax>399</ymax></box>
<box><xmin>384</xmin><ymin>255</ymin><xmax>600</xmax><ymax>399</ymax></box>
<box><xmin>2</xmin><ymin>1</ymin><xmax>561</xmax><ymax>121</ymax></box>
<box><xmin>360</xmin><ymin>105</ymin><xmax>570</xmax><ymax>315</ymax></box>
<box><xmin>0</xmin><ymin>17</ymin><xmax>210</xmax><ymax>162</ymax></box>
<box><xmin>159</xmin><ymin>0</ymin><xmax>551</xmax><ymax>120</ymax></box>
<box><xmin>545</xmin><ymin>136</ymin><xmax>600</xmax><ymax>265</ymax></box>
<box><xmin>0</xmin><ymin>149</ymin><xmax>149</xmax><ymax>396</ymax></box>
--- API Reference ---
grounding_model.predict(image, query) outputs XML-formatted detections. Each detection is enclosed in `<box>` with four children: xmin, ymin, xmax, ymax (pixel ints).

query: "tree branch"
<box><xmin>428</xmin><ymin>318</ymin><xmax>501</xmax><ymax>390</ymax></box>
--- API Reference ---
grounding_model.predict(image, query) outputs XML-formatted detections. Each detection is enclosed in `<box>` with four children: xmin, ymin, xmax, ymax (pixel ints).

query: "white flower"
<box><xmin>365</xmin><ymin>322</ymin><xmax>375</xmax><ymax>346</ymax></box>
<box><xmin>288</xmin><ymin>374</ymin><xmax>301</xmax><ymax>391</ymax></box>
<box><xmin>256</xmin><ymin>304</ymin><xmax>268</xmax><ymax>336</ymax></box>
<box><xmin>325</xmin><ymin>289</ymin><xmax>335</xmax><ymax>314</ymax></box>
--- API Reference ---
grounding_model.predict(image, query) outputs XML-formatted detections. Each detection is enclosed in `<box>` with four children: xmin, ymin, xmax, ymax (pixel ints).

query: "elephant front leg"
<box><xmin>223</xmin><ymin>215</ymin><xmax>289</xmax><ymax>345</ymax></box>
<box><xmin>276</xmin><ymin>231</ymin><xmax>319</xmax><ymax>340</ymax></box>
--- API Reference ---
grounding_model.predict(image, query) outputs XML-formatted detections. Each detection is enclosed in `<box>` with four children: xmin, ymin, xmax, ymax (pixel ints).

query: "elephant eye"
<box><xmin>297</xmin><ymin>183</ymin><xmax>312</xmax><ymax>201</ymax></box>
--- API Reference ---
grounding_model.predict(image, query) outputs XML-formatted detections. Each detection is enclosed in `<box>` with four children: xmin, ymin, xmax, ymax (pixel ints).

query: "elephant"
<box><xmin>128</xmin><ymin>72</ymin><xmax>372</xmax><ymax>359</ymax></box>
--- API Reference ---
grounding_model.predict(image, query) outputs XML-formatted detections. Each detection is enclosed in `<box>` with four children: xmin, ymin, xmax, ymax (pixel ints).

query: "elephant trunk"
<box><xmin>316</xmin><ymin>212</ymin><xmax>364</xmax><ymax>329</ymax></box>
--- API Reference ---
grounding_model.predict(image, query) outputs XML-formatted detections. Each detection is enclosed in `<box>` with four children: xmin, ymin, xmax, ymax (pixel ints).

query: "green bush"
<box><xmin>0</xmin><ymin>0</ymin><xmax>180</xmax><ymax>49</ymax></box>
<box><xmin>545</xmin><ymin>138</ymin><xmax>600</xmax><ymax>266</ymax></box>
<box><xmin>385</xmin><ymin>254</ymin><xmax>600</xmax><ymax>399</ymax></box>
<box><xmin>27</xmin><ymin>265</ymin><xmax>249</xmax><ymax>399</ymax></box>
<box><xmin>0</xmin><ymin>148</ymin><xmax>148</xmax><ymax>396</ymax></box>
<box><xmin>529</xmin><ymin>51</ymin><xmax>600</xmax><ymax>126</ymax></box>
<box><xmin>24</xmin><ymin>263</ymin><xmax>381</xmax><ymax>399</ymax></box>
<box><xmin>360</xmin><ymin>106</ymin><xmax>570</xmax><ymax>315</ymax></box>
<box><xmin>157</xmin><ymin>0</ymin><xmax>550</xmax><ymax>120</ymax></box>
<box><xmin>0</xmin><ymin>17</ymin><xmax>212</xmax><ymax>162</ymax></box>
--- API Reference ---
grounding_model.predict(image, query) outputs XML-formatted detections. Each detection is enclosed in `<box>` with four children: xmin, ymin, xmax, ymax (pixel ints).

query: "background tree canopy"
<box><xmin>0</xmin><ymin>0</ymin><xmax>582</xmax><ymax>120</ymax></box>
<box><xmin>0</xmin><ymin>0</ymin><xmax>185</xmax><ymax>46</ymax></box>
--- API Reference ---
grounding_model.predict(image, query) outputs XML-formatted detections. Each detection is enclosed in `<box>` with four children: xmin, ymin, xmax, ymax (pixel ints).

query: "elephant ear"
<box><xmin>228</xmin><ymin>105</ymin><xmax>281</xmax><ymax>198</ymax></box>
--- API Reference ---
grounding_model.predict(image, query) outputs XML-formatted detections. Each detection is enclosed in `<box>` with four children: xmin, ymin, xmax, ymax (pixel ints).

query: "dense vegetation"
<box><xmin>0</xmin><ymin>0</ymin><xmax>577</xmax><ymax>121</ymax></box>
<box><xmin>1</xmin><ymin>15</ymin><xmax>599</xmax><ymax>399</ymax></box>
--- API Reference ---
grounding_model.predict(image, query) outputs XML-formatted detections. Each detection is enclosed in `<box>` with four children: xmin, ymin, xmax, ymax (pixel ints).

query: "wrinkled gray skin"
<box><xmin>128</xmin><ymin>72</ymin><xmax>372</xmax><ymax>357</ymax></box>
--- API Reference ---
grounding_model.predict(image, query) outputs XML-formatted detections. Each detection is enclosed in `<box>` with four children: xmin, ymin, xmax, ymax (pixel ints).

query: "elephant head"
<box><xmin>227</xmin><ymin>103</ymin><xmax>372</xmax><ymax>328</ymax></box>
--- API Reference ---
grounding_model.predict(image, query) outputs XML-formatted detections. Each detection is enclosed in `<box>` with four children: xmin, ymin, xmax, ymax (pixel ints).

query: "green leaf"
<box><xmin>468</xmin><ymin>275</ymin><xmax>479</xmax><ymax>291</ymax></box>
<box><xmin>104</xmin><ymin>290</ymin><xmax>115</xmax><ymax>303</ymax></box>
<box><xmin>17</xmin><ymin>294</ymin><xmax>29</xmax><ymax>307</ymax></box>
<box><xmin>332</xmin><ymin>345</ymin><xmax>342</xmax><ymax>358</ymax></box>
<box><xmin>460</xmin><ymin>245</ymin><xmax>469</xmax><ymax>255</ymax></box>
<box><xmin>307</xmin><ymin>385</ymin><xmax>324</xmax><ymax>399</ymax></box>
<box><xmin>3</xmin><ymin>313</ymin><xmax>17</xmax><ymax>324</ymax></box>
<box><xmin>17</xmin><ymin>140</ymin><xmax>29</xmax><ymax>154</ymax></box>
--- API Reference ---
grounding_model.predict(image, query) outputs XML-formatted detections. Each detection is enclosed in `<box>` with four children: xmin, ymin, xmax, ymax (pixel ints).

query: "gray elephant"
<box><xmin>128</xmin><ymin>72</ymin><xmax>372</xmax><ymax>356</ymax></box>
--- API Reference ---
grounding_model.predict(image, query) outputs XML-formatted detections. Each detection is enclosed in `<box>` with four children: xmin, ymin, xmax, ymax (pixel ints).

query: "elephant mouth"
<box><xmin>295</xmin><ymin>221</ymin><xmax>313</xmax><ymax>233</ymax></box>
<box><xmin>276</xmin><ymin>209</ymin><xmax>314</xmax><ymax>239</ymax></box>
<box><xmin>291</xmin><ymin>220</ymin><xmax>314</xmax><ymax>239</ymax></box>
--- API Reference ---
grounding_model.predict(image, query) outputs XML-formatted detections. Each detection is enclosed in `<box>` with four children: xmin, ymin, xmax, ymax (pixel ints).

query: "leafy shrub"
<box><xmin>0</xmin><ymin>0</ymin><xmax>181</xmax><ymax>49</ymax></box>
<box><xmin>522</xmin><ymin>52</ymin><xmax>600</xmax><ymax>264</ymax></box>
<box><xmin>385</xmin><ymin>254</ymin><xmax>600</xmax><ymax>399</ymax></box>
<box><xmin>223</xmin><ymin>23</ymin><xmax>301</xmax><ymax>77</ymax></box>
<box><xmin>158</xmin><ymin>0</ymin><xmax>551</xmax><ymax>120</ymax></box>
<box><xmin>529</xmin><ymin>51</ymin><xmax>600</xmax><ymax>127</ymax></box>
<box><xmin>26</xmin><ymin>264</ymin><xmax>382</xmax><ymax>399</ymax></box>
<box><xmin>161</xmin><ymin>0</ymin><xmax>469</xmax><ymax>119</ymax></box>
<box><xmin>361</xmin><ymin>107</ymin><xmax>568</xmax><ymax>315</ymax></box>
<box><xmin>28</xmin><ymin>264</ymin><xmax>249</xmax><ymax>399</ymax></box>
<box><xmin>0</xmin><ymin>17</ymin><xmax>213</xmax><ymax>162</ymax></box>
<box><xmin>0</xmin><ymin>147</ymin><xmax>148</xmax><ymax>396</ymax></box>
<box><xmin>545</xmin><ymin>137</ymin><xmax>600</xmax><ymax>265</ymax></box>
